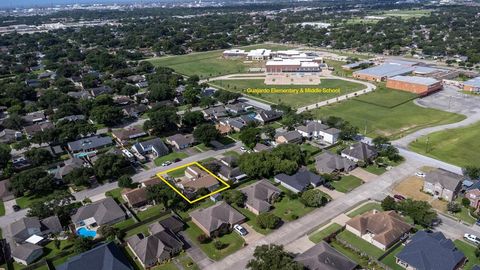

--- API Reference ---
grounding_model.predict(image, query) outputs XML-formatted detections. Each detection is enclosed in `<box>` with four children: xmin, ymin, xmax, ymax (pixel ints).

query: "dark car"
<box><xmin>173</xmin><ymin>158</ymin><xmax>182</xmax><ymax>163</ymax></box>
<box><xmin>12</xmin><ymin>205</ymin><xmax>20</xmax><ymax>212</ymax></box>
<box><xmin>394</xmin><ymin>194</ymin><xmax>406</xmax><ymax>201</ymax></box>
<box><xmin>324</xmin><ymin>182</ymin><xmax>335</xmax><ymax>190</ymax></box>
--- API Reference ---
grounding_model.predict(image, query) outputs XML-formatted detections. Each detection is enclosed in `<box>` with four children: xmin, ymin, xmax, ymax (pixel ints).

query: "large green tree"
<box><xmin>193</xmin><ymin>124</ymin><xmax>220</xmax><ymax>146</ymax></box>
<box><xmin>247</xmin><ymin>244</ymin><xmax>303</xmax><ymax>270</ymax></box>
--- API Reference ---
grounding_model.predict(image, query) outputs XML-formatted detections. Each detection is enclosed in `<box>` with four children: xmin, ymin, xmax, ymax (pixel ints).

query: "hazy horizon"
<box><xmin>0</xmin><ymin>0</ymin><xmax>173</xmax><ymax>9</ymax></box>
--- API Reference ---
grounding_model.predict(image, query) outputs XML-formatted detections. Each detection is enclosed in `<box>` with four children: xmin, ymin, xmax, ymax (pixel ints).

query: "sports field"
<box><xmin>147</xmin><ymin>44</ymin><xmax>292</xmax><ymax>79</ymax></box>
<box><xmin>210</xmin><ymin>78</ymin><xmax>365</xmax><ymax>108</ymax></box>
<box><xmin>308</xmin><ymin>88</ymin><xmax>465</xmax><ymax>139</ymax></box>
<box><xmin>409</xmin><ymin>121</ymin><xmax>480</xmax><ymax>167</ymax></box>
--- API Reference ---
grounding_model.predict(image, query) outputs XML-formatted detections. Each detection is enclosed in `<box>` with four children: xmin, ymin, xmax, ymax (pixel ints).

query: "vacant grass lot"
<box><xmin>211</xmin><ymin>78</ymin><xmax>365</xmax><ymax>108</ymax></box>
<box><xmin>331</xmin><ymin>175</ymin><xmax>363</xmax><ymax>193</ymax></box>
<box><xmin>147</xmin><ymin>44</ymin><xmax>292</xmax><ymax>79</ymax></box>
<box><xmin>309</xmin><ymin>223</ymin><xmax>342</xmax><ymax>243</ymax></box>
<box><xmin>272</xmin><ymin>195</ymin><xmax>314</xmax><ymax>221</ymax></box>
<box><xmin>409</xmin><ymin>122</ymin><xmax>480</xmax><ymax>167</ymax></box>
<box><xmin>310</xmin><ymin>89</ymin><xmax>465</xmax><ymax>138</ymax></box>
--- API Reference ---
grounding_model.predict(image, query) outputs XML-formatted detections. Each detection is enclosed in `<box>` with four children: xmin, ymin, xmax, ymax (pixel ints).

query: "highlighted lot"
<box><xmin>156</xmin><ymin>161</ymin><xmax>230</xmax><ymax>204</ymax></box>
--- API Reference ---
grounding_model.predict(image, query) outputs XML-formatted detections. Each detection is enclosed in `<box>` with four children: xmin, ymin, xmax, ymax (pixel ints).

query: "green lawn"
<box><xmin>330</xmin><ymin>241</ymin><xmax>370</xmax><ymax>267</ymax></box>
<box><xmin>272</xmin><ymin>195</ymin><xmax>314</xmax><ymax>221</ymax></box>
<box><xmin>454</xmin><ymin>240</ymin><xmax>480</xmax><ymax>270</ymax></box>
<box><xmin>178</xmin><ymin>253</ymin><xmax>200</xmax><ymax>270</ymax></box>
<box><xmin>154</xmin><ymin>152</ymin><xmax>189</xmax><ymax>166</ymax></box>
<box><xmin>16</xmin><ymin>195</ymin><xmax>47</xmax><ymax>209</ymax></box>
<box><xmin>195</xmin><ymin>143</ymin><xmax>211</xmax><ymax>152</ymax></box>
<box><xmin>381</xmin><ymin>9</ymin><xmax>433</xmax><ymax>18</ymax></box>
<box><xmin>184</xmin><ymin>221</ymin><xmax>245</xmax><ymax>261</ymax></box>
<box><xmin>105</xmin><ymin>188</ymin><xmax>125</xmax><ymax>203</ymax></box>
<box><xmin>310</xmin><ymin>88</ymin><xmax>466</xmax><ymax>139</ymax></box>
<box><xmin>309</xmin><ymin>223</ymin><xmax>342</xmax><ymax>243</ymax></box>
<box><xmin>347</xmin><ymin>202</ymin><xmax>382</xmax><ymax>217</ymax></box>
<box><xmin>223</xmin><ymin>150</ymin><xmax>240</xmax><ymax>158</ymax></box>
<box><xmin>113</xmin><ymin>218</ymin><xmax>137</xmax><ymax>230</ymax></box>
<box><xmin>211</xmin><ymin>78</ymin><xmax>365</xmax><ymax>109</ymax></box>
<box><xmin>0</xmin><ymin>201</ymin><xmax>4</xmax><ymax>216</ymax></box>
<box><xmin>336</xmin><ymin>230</ymin><xmax>384</xmax><ymax>259</ymax></box>
<box><xmin>449</xmin><ymin>198</ymin><xmax>477</xmax><ymax>225</ymax></box>
<box><xmin>409</xmin><ymin>121</ymin><xmax>480</xmax><ymax>167</ymax></box>
<box><xmin>233</xmin><ymin>206</ymin><xmax>273</xmax><ymax>235</ymax></box>
<box><xmin>363</xmin><ymin>164</ymin><xmax>387</xmax><ymax>175</ymax></box>
<box><xmin>152</xmin><ymin>262</ymin><xmax>179</xmax><ymax>270</ymax></box>
<box><xmin>136</xmin><ymin>204</ymin><xmax>166</xmax><ymax>221</ymax></box>
<box><xmin>167</xmin><ymin>167</ymin><xmax>187</xmax><ymax>178</ymax></box>
<box><xmin>331</xmin><ymin>175</ymin><xmax>363</xmax><ymax>193</ymax></box>
<box><xmin>147</xmin><ymin>44</ymin><xmax>292</xmax><ymax>79</ymax></box>
<box><xmin>301</xmin><ymin>144</ymin><xmax>322</xmax><ymax>158</ymax></box>
<box><xmin>380</xmin><ymin>244</ymin><xmax>405</xmax><ymax>270</ymax></box>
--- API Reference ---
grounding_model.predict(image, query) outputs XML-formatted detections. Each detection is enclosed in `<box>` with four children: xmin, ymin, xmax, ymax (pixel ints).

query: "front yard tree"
<box><xmin>118</xmin><ymin>175</ymin><xmax>135</xmax><ymax>189</ymax></box>
<box><xmin>93</xmin><ymin>154</ymin><xmax>130</xmax><ymax>181</ymax></box>
<box><xmin>193</xmin><ymin>124</ymin><xmax>220</xmax><ymax>146</ymax></box>
<box><xmin>447</xmin><ymin>202</ymin><xmax>461</xmax><ymax>213</ymax></box>
<box><xmin>223</xmin><ymin>190</ymin><xmax>246</xmax><ymax>207</ymax></box>
<box><xmin>0</xmin><ymin>143</ymin><xmax>11</xmax><ymax>168</ymax></box>
<box><xmin>144</xmin><ymin>106</ymin><xmax>179</xmax><ymax>135</ymax></box>
<box><xmin>398</xmin><ymin>199</ymin><xmax>438</xmax><ymax>227</ymax></box>
<box><xmin>239</xmin><ymin>127</ymin><xmax>261</xmax><ymax>149</ymax></box>
<box><xmin>98</xmin><ymin>225</ymin><xmax>118</xmax><ymax>240</ymax></box>
<box><xmin>63</xmin><ymin>167</ymin><xmax>95</xmax><ymax>187</ymax></box>
<box><xmin>247</xmin><ymin>244</ymin><xmax>303</xmax><ymax>270</ymax></box>
<box><xmin>381</xmin><ymin>196</ymin><xmax>397</xmax><ymax>211</ymax></box>
<box><xmin>182</xmin><ymin>110</ymin><xmax>205</xmax><ymax>128</ymax></box>
<box><xmin>300</xmin><ymin>189</ymin><xmax>328</xmax><ymax>207</ymax></box>
<box><xmin>256</xmin><ymin>213</ymin><xmax>281</xmax><ymax>229</ymax></box>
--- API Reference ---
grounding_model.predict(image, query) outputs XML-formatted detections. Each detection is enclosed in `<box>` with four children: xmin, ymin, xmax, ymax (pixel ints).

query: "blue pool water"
<box><xmin>76</xmin><ymin>227</ymin><xmax>97</xmax><ymax>238</ymax></box>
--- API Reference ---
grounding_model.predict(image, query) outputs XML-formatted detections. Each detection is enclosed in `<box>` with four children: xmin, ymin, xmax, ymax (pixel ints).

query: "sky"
<box><xmin>0</xmin><ymin>0</ymin><xmax>169</xmax><ymax>8</ymax></box>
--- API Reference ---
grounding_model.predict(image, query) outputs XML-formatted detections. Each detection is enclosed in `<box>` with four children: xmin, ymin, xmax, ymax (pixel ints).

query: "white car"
<box><xmin>161</xmin><ymin>161</ymin><xmax>172</xmax><ymax>167</ymax></box>
<box><xmin>415</xmin><ymin>172</ymin><xmax>426</xmax><ymax>178</ymax></box>
<box><xmin>240</xmin><ymin>147</ymin><xmax>247</xmax><ymax>152</ymax></box>
<box><xmin>233</xmin><ymin>224</ymin><xmax>248</xmax><ymax>236</ymax></box>
<box><xmin>464</xmin><ymin>233</ymin><xmax>480</xmax><ymax>245</ymax></box>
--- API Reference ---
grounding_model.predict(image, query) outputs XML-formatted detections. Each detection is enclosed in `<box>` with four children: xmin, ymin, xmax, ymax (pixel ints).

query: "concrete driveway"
<box><xmin>3</xmin><ymin>199</ymin><xmax>17</xmax><ymax>215</ymax></box>
<box><xmin>349</xmin><ymin>168</ymin><xmax>377</xmax><ymax>182</ymax></box>
<box><xmin>316</xmin><ymin>186</ymin><xmax>344</xmax><ymax>200</ymax></box>
<box><xmin>241</xmin><ymin>223</ymin><xmax>263</xmax><ymax>245</ymax></box>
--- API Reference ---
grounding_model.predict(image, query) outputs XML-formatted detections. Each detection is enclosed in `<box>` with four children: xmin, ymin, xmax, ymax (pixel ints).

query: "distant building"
<box><xmin>295</xmin><ymin>241</ymin><xmax>357</xmax><ymax>270</ymax></box>
<box><xmin>254</xmin><ymin>110</ymin><xmax>282</xmax><ymax>124</ymax></box>
<box><xmin>67</xmin><ymin>135</ymin><xmax>113</xmax><ymax>156</ymax></box>
<box><xmin>274</xmin><ymin>168</ymin><xmax>324</xmax><ymax>193</ymax></box>
<box><xmin>296</xmin><ymin>120</ymin><xmax>340</xmax><ymax>144</ymax></box>
<box><xmin>189</xmin><ymin>202</ymin><xmax>246</xmax><ymax>236</ymax></box>
<box><xmin>222</xmin><ymin>49</ymin><xmax>246</xmax><ymax>58</ymax></box>
<box><xmin>131</xmin><ymin>138</ymin><xmax>169</xmax><ymax>158</ymax></box>
<box><xmin>165</xmin><ymin>134</ymin><xmax>194</xmax><ymax>150</ymax></box>
<box><xmin>423</xmin><ymin>168</ymin><xmax>463</xmax><ymax>202</ymax></box>
<box><xmin>275</xmin><ymin>130</ymin><xmax>303</xmax><ymax>144</ymax></box>
<box><xmin>266</xmin><ymin>59</ymin><xmax>321</xmax><ymax>73</ymax></box>
<box><xmin>122</xmin><ymin>188</ymin><xmax>149</xmax><ymax>208</ymax></box>
<box><xmin>240</xmin><ymin>179</ymin><xmax>281</xmax><ymax>215</ymax></box>
<box><xmin>314</xmin><ymin>152</ymin><xmax>357</xmax><ymax>174</ymax></box>
<box><xmin>353</xmin><ymin>61</ymin><xmax>418</xmax><ymax>82</ymax></box>
<box><xmin>341</xmin><ymin>142</ymin><xmax>378</xmax><ymax>163</ymax></box>
<box><xmin>111</xmin><ymin>126</ymin><xmax>147</xmax><ymax>145</ymax></box>
<box><xmin>246</xmin><ymin>49</ymin><xmax>272</xmax><ymax>60</ymax></box>
<box><xmin>71</xmin><ymin>197</ymin><xmax>126</xmax><ymax>227</ymax></box>
<box><xmin>463</xmin><ymin>77</ymin><xmax>480</xmax><ymax>93</ymax></box>
<box><xmin>386</xmin><ymin>76</ymin><xmax>442</xmax><ymax>96</ymax></box>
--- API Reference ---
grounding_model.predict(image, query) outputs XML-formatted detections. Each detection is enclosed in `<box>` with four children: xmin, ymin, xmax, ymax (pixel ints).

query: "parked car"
<box><xmin>415</xmin><ymin>172</ymin><xmax>426</xmax><ymax>178</ymax></box>
<box><xmin>324</xmin><ymin>182</ymin><xmax>335</xmax><ymax>190</ymax></box>
<box><xmin>476</xmin><ymin>219</ymin><xmax>480</xmax><ymax>226</ymax></box>
<box><xmin>233</xmin><ymin>224</ymin><xmax>248</xmax><ymax>236</ymax></box>
<box><xmin>12</xmin><ymin>205</ymin><xmax>20</xmax><ymax>212</ymax></box>
<box><xmin>161</xmin><ymin>161</ymin><xmax>172</xmax><ymax>167</ymax></box>
<box><xmin>394</xmin><ymin>194</ymin><xmax>406</xmax><ymax>201</ymax></box>
<box><xmin>240</xmin><ymin>147</ymin><xmax>247</xmax><ymax>152</ymax></box>
<box><xmin>464</xmin><ymin>233</ymin><xmax>480</xmax><ymax>245</ymax></box>
<box><xmin>173</xmin><ymin>158</ymin><xmax>182</xmax><ymax>162</ymax></box>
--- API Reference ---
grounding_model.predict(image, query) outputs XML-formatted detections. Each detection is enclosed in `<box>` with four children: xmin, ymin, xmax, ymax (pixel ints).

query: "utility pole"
<box><xmin>425</xmin><ymin>136</ymin><xmax>430</xmax><ymax>153</ymax></box>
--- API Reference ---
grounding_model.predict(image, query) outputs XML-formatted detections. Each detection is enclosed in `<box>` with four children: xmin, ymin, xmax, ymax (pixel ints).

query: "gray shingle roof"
<box><xmin>67</xmin><ymin>135</ymin><xmax>113</xmax><ymax>152</ymax></box>
<box><xmin>189</xmin><ymin>202</ymin><xmax>245</xmax><ymax>234</ymax></box>
<box><xmin>12</xmin><ymin>243</ymin><xmax>43</xmax><ymax>261</ymax></box>
<box><xmin>10</xmin><ymin>216</ymin><xmax>62</xmax><ymax>243</ymax></box>
<box><xmin>295</xmin><ymin>241</ymin><xmax>357</xmax><ymax>270</ymax></box>
<box><xmin>71</xmin><ymin>197</ymin><xmax>125</xmax><ymax>226</ymax></box>
<box><xmin>341</xmin><ymin>142</ymin><xmax>378</xmax><ymax>162</ymax></box>
<box><xmin>425</xmin><ymin>168</ymin><xmax>463</xmax><ymax>191</ymax></box>
<box><xmin>315</xmin><ymin>152</ymin><xmax>356</xmax><ymax>174</ymax></box>
<box><xmin>296</xmin><ymin>121</ymin><xmax>328</xmax><ymax>134</ymax></box>
<box><xmin>240</xmin><ymin>180</ymin><xmax>281</xmax><ymax>213</ymax></box>
<box><xmin>396</xmin><ymin>231</ymin><xmax>465</xmax><ymax>270</ymax></box>
<box><xmin>133</xmin><ymin>138</ymin><xmax>169</xmax><ymax>156</ymax></box>
<box><xmin>57</xmin><ymin>242</ymin><xmax>133</xmax><ymax>270</ymax></box>
<box><xmin>275</xmin><ymin>168</ymin><xmax>324</xmax><ymax>192</ymax></box>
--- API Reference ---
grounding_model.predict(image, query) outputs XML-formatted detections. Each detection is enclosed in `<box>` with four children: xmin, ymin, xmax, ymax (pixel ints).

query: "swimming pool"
<box><xmin>76</xmin><ymin>227</ymin><xmax>97</xmax><ymax>238</ymax></box>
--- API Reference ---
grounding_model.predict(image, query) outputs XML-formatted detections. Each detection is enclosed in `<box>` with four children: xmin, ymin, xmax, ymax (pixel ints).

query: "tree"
<box><xmin>300</xmin><ymin>189</ymin><xmax>328</xmax><ymax>207</ymax></box>
<box><xmin>462</xmin><ymin>197</ymin><xmax>471</xmax><ymax>207</ymax></box>
<box><xmin>182</xmin><ymin>110</ymin><xmax>205</xmax><ymax>128</ymax></box>
<box><xmin>11</xmin><ymin>168</ymin><xmax>56</xmax><ymax>196</ymax></box>
<box><xmin>262</xmin><ymin>126</ymin><xmax>276</xmax><ymax>140</ymax></box>
<box><xmin>24</xmin><ymin>148</ymin><xmax>54</xmax><ymax>166</ymax></box>
<box><xmin>256</xmin><ymin>213</ymin><xmax>281</xmax><ymax>229</ymax></box>
<box><xmin>381</xmin><ymin>196</ymin><xmax>397</xmax><ymax>211</ymax></box>
<box><xmin>146</xmin><ymin>183</ymin><xmax>188</xmax><ymax>211</ymax></box>
<box><xmin>193</xmin><ymin>124</ymin><xmax>220</xmax><ymax>146</ymax></box>
<box><xmin>247</xmin><ymin>244</ymin><xmax>303</xmax><ymax>270</ymax></box>
<box><xmin>73</xmin><ymin>237</ymin><xmax>95</xmax><ymax>253</ymax></box>
<box><xmin>118</xmin><ymin>175</ymin><xmax>135</xmax><ymax>188</ymax></box>
<box><xmin>239</xmin><ymin>127</ymin><xmax>261</xmax><ymax>149</ymax></box>
<box><xmin>27</xmin><ymin>190</ymin><xmax>78</xmax><ymax>225</ymax></box>
<box><xmin>98</xmin><ymin>225</ymin><xmax>118</xmax><ymax>240</ymax></box>
<box><xmin>63</xmin><ymin>167</ymin><xmax>95</xmax><ymax>187</ymax></box>
<box><xmin>372</xmin><ymin>136</ymin><xmax>390</xmax><ymax>149</ymax></box>
<box><xmin>93</xmin><ymin>154</ymin><xmax>130</xmax><ymax>181</ymax></box>
<box><xmin>397</xmin><ymin>199</ymin><xmax>438</xmax><ymax>227</ymax></box>
<box><xmin>213</xmin><ymin>90</ymin><xmax>241</xmax><ymax>104</ymax></box>
<box><xmin>222</xmin><ymin>190</ymin><xmax>246</xmax><ymax>207</ymax></box>
<box><xmin>89</xmin><ymin>105</ymin><xmax>123</xmax><ymax>126</ymax></box>
<box><xmin>144</xmin><ymin>107</ymin><xmax>179</xmax><ymax>135</ymax></box>
<box><xmin>148</xmin><ymin>83</ymin><xmax>174</xmax><ymax>101</ymax></box>
<box><xmin>447</xmin><ymin>202</ymin><xmax>461</xmax><ymax>213</ymax></box>
<box><xmin>0</xmin><ymin>143</ymin><xmax>11</xmax><ymax>168</ymax></box>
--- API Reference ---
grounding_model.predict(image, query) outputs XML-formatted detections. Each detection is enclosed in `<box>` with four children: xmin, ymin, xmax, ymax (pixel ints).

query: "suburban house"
<box><xmin>240</xmin><ymin>180</ymin><xmax>282</xmax><ymax>215</ymax></box>
<box><xmin>122</xmin><ymin>104</ymin><xmax>148</xmax><ymax>118</ymax></box>
<box><xmin>189</xmin><ymin>202</ymin><xmax>246</xmax><ymax>236</ymax></box>
<box><xmin>345</xmin><ymin>210</ymin><xmax>412</xmax><ymax>250</ymax></box>
<box><xmin>423</xmin><ymin>168</ymin><xmax>463</xmax><ymax>202</ymax></box>
<box><xmin>225</xmin><ymin>102</ymin><xmax>252</xmax><ymax>115</ymax></box>
<box><xmin>254</xmin><ymin>110</ymin><xmax>283</xmax><ymax>124</ymax></box>
<box><xmin>140</xmin><ymin>177</ymin><xmax>161</xmax><ymax>188</ymax></box>
<box><xmin>126</xmin><ymin>222</ymin><xmax>183</xmax><ymax>268</ymax></box>
<box><xmin>111</xmin><ymin>126</ymin><xmax>147</xmax><ymax>145</ymax></box>
<box><xmin>67</xmin><ymin>135</ymin><xmax>113</xmax><ymax>157</ymax></box>
<box><xmin>341</xmin><ymin>142</ymin><xmax>378</xmax><ymax>163</ymax></box>
<box><xmin>23</xmin><ymin>122</ymin><xmax>54</xmax><ymax>138</ymax></box>
<box><xmin>57</xmin><ymin>242</ymin><xmax>134</xmax><ymax>270</ymax></box>
<box><xmin>71</xmin><ymin>198</ymin><xmax>126</xmax><ymax>228</ymax></box>
<box><xmin>274</xmin><ymin>168</ymin><xmax>324</xmax><ymax>193</ymax></box>
<box><xmin>166</xmin><ymin>134</ymin><xmax>194</xmax><ymax>150</ymax></box>
<box><xmin>89</xmin><ymin>86</ymin><xmax>113</xmax><ymax>97</ymax></box>
<box><xmin>0</xmin><ymin>128</ymin><xmax>22</xmax><ymax>143</ymax></box>
<box><xmin>295</xmin><ymin>241</ymin><xmax>357</xmax><ymax>270</ymax></box>
<box><xmin>122</xmin><ymin>188</ymin><xmax>149</xmax><ymax>208</ymax></box>
<box><xmin>157</xmin><ymin>216</ymin><xmax>185</xmax><ymax>233</ymax></box>
<box><xmin>22</xmin><ymin>110</ymin><xmax>46</xmax><ymax>124</ymax></box>
<box><xmin>203</xmin><ymin>106</ymin><xmax>228</xmax><ymax>120</ymax></box>
<box><xmin>54</xmin><ymin>158</ymin><xmax>86</xmax><ymax>180</ymax></box>
<box><xmin>465</xmin><ymin>182</ymin><xmax>480</xmax><ymax>210</ymax></box>
<box><xmin>10</xmin><ymin>216</ymin><xmax>63</xmax><ymax>244</ymax></box>
<box><xmin>177</xmin><ymin>166</ymin><xmax>219</xmax><ymax>196</ymax></box>
<box><xmin>314</xmin><ymin>152</ymin><xmax>357</xmax><ymax>174</ymax></box>
<box><xmin>253</xmin><ymin>143</ymin><xmax>271</xmax><ymax>152</ymax></box>
<box><xmin>275</xmin><ymin>130</ymin><xmax>303</xmax><ymax>144</ymax></box>
<box><xmin>131</xmin><ymin>138</ymin><xmax>169</xmax><ymax>158</ymax></box>
<box><xmin>296</xmin><ymin>120</ymin><xmax>341</xmax><ymax>144</ymax></box>
<box><xmin>214</xmin><ymin>156</ymin><xmax>247</xmax><ymax>182</ymax></box>
<box><xmin>395</xmin><ymin>231</ymin><xmax>466</xmax><ymax>270</ymax></box>
<box><xmin>12</xmin><ymin>243</ymin><xmax>43</xmax><ymax>265</ymax></box>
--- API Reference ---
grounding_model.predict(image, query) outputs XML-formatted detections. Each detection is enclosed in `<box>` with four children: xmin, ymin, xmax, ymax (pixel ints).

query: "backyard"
<box><xmin>309</xmin><ymin>88</ymin><xmax>465</xmax><ymax>139</ymax></box>
<box><xmin>210</xmin><ymin>78</ymin><xmax>365</xmax><ymax>109</ymax></box>
<box><xmin>409</xmin><ymin>121</ymin><xmax>480</xmax><ymax>167</ymax></box>
<box><xmin>147</xmin><ymin>44</ymin><xmax>292</xmax><ymax>79</ymax></box>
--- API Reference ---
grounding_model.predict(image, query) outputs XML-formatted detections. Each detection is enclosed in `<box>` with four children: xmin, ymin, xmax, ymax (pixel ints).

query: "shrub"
<box><xmin>256</xmin><ymin>213</ymin><xmax>281</xmax><ymax>229</ymax></box>
<box><xmin>197</xmin><ymin>234</ymin><xmax>211</xmax><ymax>244</ymax></box>
<box><xmin>462</xmin><ymin>197</ymin><xmax>471</xmax><ymax>207</ymax></box>
<box><xmin>447</xmin><ymin>202</ymin><xmax>461</xmax><ymax>213</ymax></box>
<box><xmin>213</xmin><ymin>240</ymin><xmax>228</xmax><ymax>250</ymax></box>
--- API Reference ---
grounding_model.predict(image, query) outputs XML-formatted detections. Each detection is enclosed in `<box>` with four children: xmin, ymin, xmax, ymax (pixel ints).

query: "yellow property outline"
<box><xmin>156</xmin><ymin>161</ymin><xmax>231</xmax><ymax>204</ymax></box>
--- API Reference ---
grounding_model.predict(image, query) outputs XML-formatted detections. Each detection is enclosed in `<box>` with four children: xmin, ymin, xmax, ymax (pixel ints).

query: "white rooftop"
<box><xmin>25</xmin><ymin>234</ymin><xmax>44</xmax><ymax>245</ymax></box>
<box><xmin>390</xmin><ymin>75</ymin><xmax>439</xmax><ymax>85</ymax></box>
<box><xmin>247</xmin><ymin>49</ymin><xmax>272</xmax><ymax>57</ymax></box>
